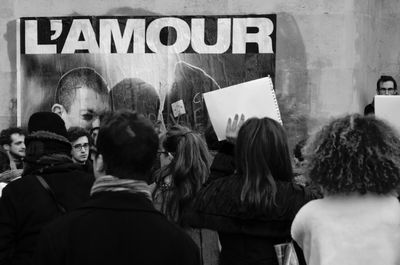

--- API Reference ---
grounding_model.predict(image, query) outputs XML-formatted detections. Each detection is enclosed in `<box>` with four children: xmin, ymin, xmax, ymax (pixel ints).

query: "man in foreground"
<box><xmin>34</xmin><ymin>110</ymin><xmax>200</xmax><ymax>265</ymax></box>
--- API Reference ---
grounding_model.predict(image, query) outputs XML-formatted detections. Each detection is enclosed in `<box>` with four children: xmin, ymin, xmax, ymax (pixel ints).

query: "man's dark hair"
<box><xmin>97</xmin><ymin>110</ymin><xmax>159</xmax><ymax>182</ymax></box>
<box><xmin>54</xmin><ymin>67</ymin><xmax>109</xmax><ymax>112</ymax></box>
<box><xmin>67</xmin><ymin>127</ymin><xmax>91</xmax><ymax>144</ymax></box>
<box><xmin>0</xmin><ymin>127</ymin><xmax>25</xmax><ymax>146</ymax></box>
<box><xmin>376</xmin><ymin>75</ymin><xmax>397</xmax><ymax>91</ymax></box>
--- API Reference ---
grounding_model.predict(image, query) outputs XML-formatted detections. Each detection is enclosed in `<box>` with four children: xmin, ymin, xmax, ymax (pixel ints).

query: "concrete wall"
<box><xmin>0</xmin><ymin>0</ymin><xmax>393</xmax><ymax>142</ymax></box>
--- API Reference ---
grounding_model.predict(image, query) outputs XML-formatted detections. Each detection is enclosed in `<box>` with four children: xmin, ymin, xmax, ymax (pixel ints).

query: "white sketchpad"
<box><xmin>203</xmin><ymin>77</ymin><xmax>282</xmax><ymax>141</ymax></box>
<box><xmin>375</xmin><ymin>95</ymin><xmax>400</xmax><ymax>134</ymax></box>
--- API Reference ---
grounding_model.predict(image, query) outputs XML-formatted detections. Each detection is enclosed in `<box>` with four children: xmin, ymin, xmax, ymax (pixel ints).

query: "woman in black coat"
<box><xmin>184</xmin><ymin>116</ymin><xmax>320</xmax><ymax>265</ymax></box>
<box><xmin>0</xmin><ymin>112</ymin><xmax>93</xmax><ymax>265</ymax></box>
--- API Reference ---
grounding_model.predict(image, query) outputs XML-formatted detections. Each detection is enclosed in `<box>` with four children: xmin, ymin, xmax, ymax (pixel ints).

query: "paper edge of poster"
<box><xmin>16</xmin><ymin>19</ymin><xmax>21</xmax><ymax>127</ymax></box>
<box><xmin>203</xmin><ymin>92</ymin><xmax>226</xmax><ymax>141</ymax></box>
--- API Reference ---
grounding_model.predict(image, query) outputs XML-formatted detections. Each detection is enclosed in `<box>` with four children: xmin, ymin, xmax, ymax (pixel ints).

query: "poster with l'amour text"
<box><xmin>17</xmin><ymin>15</ymin><xmax>276</xmax><ymax>141</ymax></box>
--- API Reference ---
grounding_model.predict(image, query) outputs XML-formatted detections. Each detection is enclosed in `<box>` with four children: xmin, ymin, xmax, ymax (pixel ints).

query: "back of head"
<box><xmin>97</xmin><ymin>110</ymin><xmax>158</xmax><ymax>182</ymax></box>
<box><xmin>54</xmin><ymin>67</ymin><xmax>109</xmax><ymax>112</ymax></box>
<box><xmin>163</xmin><ymin>126</ymin><xmax>212</xmax><ymax>180</ymax></box>
<box><xmin>305</xmin><ymin>114</ymin><xmax>400</xmax><ymax>195</ymax></box>
<box><xmin>110</xmin><ymin>78</ymin><xmax>160</xmax><ymax>123</ymax></box>
<box><xmin>235</xmin><ymin>117</ymin><xmax>293</xmax><ymax>208</ymax></box>
<box><xmin>25</xmin><ymin>112</ymin><xmax>71</xmax><ymax>164</ymax></box>
<box><xmin>158</xmin><ymin>124</ymin><xmax>211</xmax><ymax>222</ymax></box>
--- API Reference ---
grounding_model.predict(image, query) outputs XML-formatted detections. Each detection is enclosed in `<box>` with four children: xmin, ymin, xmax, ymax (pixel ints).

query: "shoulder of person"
<box><xmin>192</xmin><ymin>175</ymin><xmax>241</xmax><ymax>212</ymax></box>
<box><xmin>1</xmin><ymin>174</ymin><xmax>37</xmax><ymax>194</ymax></box>
<box><xmin>274</xmin><ymin>181</ymin><xmax>322</xmax><ymax>208</ymax></box>
<box><xmin>293</xmin><ymin>197</ymin><xmax>323</xmax><ymax>222</ymax></box>
<box><xmin>291</xmin><ymin>198</ymin><xmax>324</xmax><ymax>242</ymax></box>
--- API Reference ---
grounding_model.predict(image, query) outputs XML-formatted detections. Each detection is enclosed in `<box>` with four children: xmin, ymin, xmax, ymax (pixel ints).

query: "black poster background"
<box><xmin>18</xmin><ymin>15</ymin><xmax>276</xmax><ymax>140</ymax></box>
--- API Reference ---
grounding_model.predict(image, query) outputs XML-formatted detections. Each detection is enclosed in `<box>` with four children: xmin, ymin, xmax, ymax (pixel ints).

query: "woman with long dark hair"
<box><xmin>184</xmin><ymin>116</ymin><xmax>320</xmax><ymax>265</ymax></box>
<box><xmin>153</xmin><ymin>125</ymin><xmax>219</xmax><ymax>265</ymax></box>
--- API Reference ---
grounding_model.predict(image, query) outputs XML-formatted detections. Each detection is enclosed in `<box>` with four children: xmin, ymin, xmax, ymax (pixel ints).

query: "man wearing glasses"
<box><xmin>364</xmin><ymin>75</ymin><xmax>398</xmax><ymax>115</ymax></box>
<box><xmin>67</xmin><ymin>127</ymin><xmax>92</xmax><ymax>174</ymax></box>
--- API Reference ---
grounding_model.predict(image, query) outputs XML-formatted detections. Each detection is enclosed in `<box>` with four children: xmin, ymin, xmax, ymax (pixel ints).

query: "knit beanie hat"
<box><xmin>25</xmin><ymin>112</ymin><xmax>71</xmax><ymax>163</ymax></box>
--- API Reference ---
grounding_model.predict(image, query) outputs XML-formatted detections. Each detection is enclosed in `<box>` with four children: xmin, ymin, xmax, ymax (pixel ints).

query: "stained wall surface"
<box><xmin>0</xmin><ymin>0</ymin><xmax>394</xmax><ymax>143</ymax></box>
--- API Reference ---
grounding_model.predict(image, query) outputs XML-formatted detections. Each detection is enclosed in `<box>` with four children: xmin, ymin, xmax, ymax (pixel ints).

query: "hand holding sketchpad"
<box><xmin>375</xmin><ymin>95</ymin><xmax>400</xmax><ymax>134</ymax></box>
<box><xmin>203</xmin><ymin>77</ymin><xmax>282</xmax><ymax>141</ymax></box>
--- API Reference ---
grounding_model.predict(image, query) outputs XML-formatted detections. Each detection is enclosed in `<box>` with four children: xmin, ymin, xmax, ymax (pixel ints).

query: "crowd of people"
<box><xmin>0</xmin><ymin>106</ymin><xmax>400</xmax><ymax>265</ymax></box>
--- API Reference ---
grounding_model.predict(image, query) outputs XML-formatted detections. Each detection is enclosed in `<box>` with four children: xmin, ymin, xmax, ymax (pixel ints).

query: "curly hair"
<box><xmin>0</xmin><ymin>127</ymin><xmax>25</xmax><ymax>145</ymax></box>
<box><xmin>305</xmin><ymin>114</ymin><xmax>400</xmax><ymax>195</ymax></box>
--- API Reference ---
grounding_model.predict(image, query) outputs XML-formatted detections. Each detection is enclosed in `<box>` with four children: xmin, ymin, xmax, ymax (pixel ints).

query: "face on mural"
<box><xmin>378</xmin><ymin>81</ymin><xmax>396</xmax><ymax>95</ymax></box>
<box><xmin>53</xmin><ymin>86</ymin><xmax>110</xmax><ymax>130</ymax></box>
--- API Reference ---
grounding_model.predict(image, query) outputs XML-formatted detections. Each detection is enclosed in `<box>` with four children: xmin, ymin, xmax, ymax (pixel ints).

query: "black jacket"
<box><xmin>0</xmin><ymin>150</ymin><xmax>10</xmax><ymax>173</ymax></box>
<box><xmin>33</xmin><ymin>191</ymin><xmax>200</xmax><ymax>265</ymax></box>
<box><xmin>364</xmin><ymin>101</ymin><xmax>374</xmax><ymax>115</ymax></box>
<box><xmin>183</xmin><ymin>176</ymin><xmax>321</xmax><ymax>265</ymax></box>
<box><xmin>0</xmin><ymin>163</ymin><xmax>93</xmax><ymax>265</ymax></box>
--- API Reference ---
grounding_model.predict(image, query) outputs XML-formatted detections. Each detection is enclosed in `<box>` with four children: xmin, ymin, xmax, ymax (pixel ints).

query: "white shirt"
<box><xmin>0</xmin><ymin>182</ymin><xmax>7</xmax><ymax>197</ymax></box>
<box><xmin>291</xmin><ymin>194</ymin><xmax>400</xmax><ymax>265</ymax></box>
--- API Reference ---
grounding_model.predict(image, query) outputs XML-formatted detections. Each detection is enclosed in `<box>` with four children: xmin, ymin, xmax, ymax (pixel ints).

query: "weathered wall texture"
<box><xmin>0</xmin><ymin>0</ymin><xmax>393</xmax><ymax>142</ymax></box>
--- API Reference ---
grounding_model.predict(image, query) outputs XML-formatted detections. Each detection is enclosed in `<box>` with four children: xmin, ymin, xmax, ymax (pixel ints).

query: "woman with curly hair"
<box><xmin>184</xmin><ymin>115</ymin><xmax>320</xmax><ymax>265</ymax></box>
<box><xmin>153</xmin><ymin>125</ymin><xmax>219</xmax><ymax>265</ymax></box>
<box><xmin>291</xmin><ymin>114</ymin><xmax>400</xmax><ymax>265</ymax></box>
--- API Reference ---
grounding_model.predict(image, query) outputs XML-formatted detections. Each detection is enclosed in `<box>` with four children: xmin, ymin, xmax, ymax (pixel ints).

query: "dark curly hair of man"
<box><xmin>304</xmin><ymin>114</ymin><xmax>400</xmax><ymax>195</ymax></box>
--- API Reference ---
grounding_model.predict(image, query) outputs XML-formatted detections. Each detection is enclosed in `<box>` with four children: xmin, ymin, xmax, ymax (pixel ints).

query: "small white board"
<box><xmin>375</xmin><ymin>95</ymin><xmax>400</xmax><ymax>134</ymax></box>
<box><xmin>203</xmin><ymin>77</ymin><xmax>282</xmax><ymax>141</ymax></box>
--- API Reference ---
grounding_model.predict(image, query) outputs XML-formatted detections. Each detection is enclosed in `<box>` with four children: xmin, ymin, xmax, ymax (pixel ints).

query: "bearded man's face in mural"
<box><xmin>51</xmin><ymin>67</ymin><xmax>110</xmax><ymax>130</ymax></box>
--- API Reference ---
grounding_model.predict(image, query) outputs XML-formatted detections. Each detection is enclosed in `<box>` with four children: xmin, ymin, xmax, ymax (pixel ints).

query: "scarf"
<box><xmin>0</xmin><ymin>169</ymin><xmax>23</xmax><ymax>183</ymax></box>
<box><xmin>91</xmin><ymin>175</ymin><xmax>153</xmax><ymax>201</ymax></box>
<box><xmin>23</xmin><ymin>153</ymin><xmax>73</xmax><ymax>176</ymax></box>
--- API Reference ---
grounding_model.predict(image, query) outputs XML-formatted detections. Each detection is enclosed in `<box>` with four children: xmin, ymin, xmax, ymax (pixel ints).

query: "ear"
<box><xmin>51</xmin><ymin>103</ymin><xmax>66</xmax><ymax>117</ymax></box>
<box><xmin>52</xmin><ymin>103</ymin><xmax>70</xmax><ymax>129</ymax></box>
<box><xmin>93</xmin><ymin>154</ymin><xmax>106</xmax><ymax>178</ymax></box>
<box><xmin>2</xmin><ymin>144</ymin><xmax>10</xmax><ymax>152</ymax></box>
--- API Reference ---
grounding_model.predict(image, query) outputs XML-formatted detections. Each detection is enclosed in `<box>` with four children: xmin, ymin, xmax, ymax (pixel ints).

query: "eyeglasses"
<box><xmin>73</xmin><ymin>143</ymin><xmax>90</xmax><ymax>151</ymax></box>
<box><xmin>378</xmin><ymin>88</ymin><xmax>395</xmax><ymax>92</ymax></box>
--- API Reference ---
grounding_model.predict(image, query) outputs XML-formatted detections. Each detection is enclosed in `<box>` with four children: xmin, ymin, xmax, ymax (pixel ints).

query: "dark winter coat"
<box><xmin>183</xmin><ymin>175</ymin><xmax>321</xmax><ymax>265</ymax></box>
<box><xmin>153</xmin><ymin>181</ymin><xmax>220</xmax><ymax>265</ymax></box>
<box><xmin>33</xmin><ymin>191</ymin><xmax>201</xmax><ymax>265</ymax></box>
<box><xmin>0</xmin><ymin>163</ymin><xmax>93</xmax><ymax>265</ymax></box>
<box><xmin>364</xmin><ymin>101</ymin><xmax>374</xmax><ymax>115</ymax></box>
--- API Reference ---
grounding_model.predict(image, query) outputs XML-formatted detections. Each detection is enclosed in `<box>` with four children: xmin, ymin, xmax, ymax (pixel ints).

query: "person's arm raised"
<box><xmin>225</xmin><ymin>114</ymin><xmax>245</xmax><ymax>144</ymax></box>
